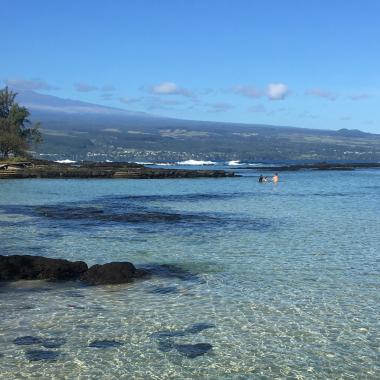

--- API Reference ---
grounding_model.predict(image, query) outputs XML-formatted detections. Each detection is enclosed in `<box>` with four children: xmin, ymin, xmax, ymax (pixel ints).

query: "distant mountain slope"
<box><xmin>13</xmin><ymin>90</ymin><xmax>380</xmax><ymax>162</ymax></box>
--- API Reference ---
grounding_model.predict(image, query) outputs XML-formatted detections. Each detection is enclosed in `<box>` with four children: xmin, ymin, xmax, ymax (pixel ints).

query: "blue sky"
<box><xmin>2</xmin><ymin>0</ymin><xmax>380</xmax><ymax>133</ymax></box>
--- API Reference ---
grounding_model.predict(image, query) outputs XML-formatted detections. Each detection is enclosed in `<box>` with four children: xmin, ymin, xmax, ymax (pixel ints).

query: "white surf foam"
<box><xmin>54</xmin><ymin>159</ymin><xmax>77</xmax><ymax>164</ymax></box>
<box><xmin>176</xmin><ymin>160</ymin><xmax>216</xmax><ymax>166</ymax></box>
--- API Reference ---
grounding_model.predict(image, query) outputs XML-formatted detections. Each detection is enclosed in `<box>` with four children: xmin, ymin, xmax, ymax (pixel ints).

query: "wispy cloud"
<box><xmin>145</xmin><ymin>97</ymin><xmax>184</xmax><ymax>110</ymax></box>
<box><xmin>119</xmin><ymin>96</ymin><xmax>142</xmax><ymax>104</ymax></box>
<box><xmin>149</xmin><ymin>82</ymin><xmax>193</xmax><ymax>97</ymax></box>
<box><xmin>266</xmin><ymin>83</ymin><xmax>289</xmax><ymax>100</ymax></box>
<box><xmin>232</xmin><ymin>83</ymin><xmax>289</xmax><ymax>100</ymax></box>
<box><xmin>74</xmin><ymin>82</ymin><xmax>98</xmax><ymax>92</ymax></box>
<box><xmin>347</xmin><ymin>93</ymin><xmax>371</xmax><ymax>100</ymax></box>
<box><xmin>231</xmin><ymin>85</ymin><xmax>262</xmax><ymax>98</ymax></box>
<box><xmin>305</xmin><ymin>88</ymin><xmax>338</xmax><ymax>101</ymax></box>
<box><xmin>205</xmin><ymin>102</ymin><xmax>233</xmax><ymax>113</ymax></box>
<box><xmin>120</xmin><ymin>95</ymin><xmax>184</xmax><ymax>110</ymax></box>
<box><xmin>4</xmin><ymin>78</ymin><xmax>58</xmax><ymax>91</ymax></box>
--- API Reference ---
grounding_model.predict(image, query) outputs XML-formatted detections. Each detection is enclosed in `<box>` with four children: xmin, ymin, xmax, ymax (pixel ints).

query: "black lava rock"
<box><xmin>81</xmin><ymin>262</ymin><xmax>137</xmax><ymax>285</ymax></box>
<box><xmin>0</xmin><ymin>255</ymin><xmax>88</xmax><ymax>281</ymax></box>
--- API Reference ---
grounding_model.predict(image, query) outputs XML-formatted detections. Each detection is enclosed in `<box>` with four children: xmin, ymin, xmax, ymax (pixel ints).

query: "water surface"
<box><xmin>0</xmin><ymin>169</ymin><xmax>379</xmax><ymax>379</ymax></box>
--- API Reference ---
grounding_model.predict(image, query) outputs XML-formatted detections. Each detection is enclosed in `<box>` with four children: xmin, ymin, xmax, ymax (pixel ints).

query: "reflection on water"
<box><xmin>0</xmin><ymin>170</ymin><xmax>379</xmax><ymax>379</ymax></box>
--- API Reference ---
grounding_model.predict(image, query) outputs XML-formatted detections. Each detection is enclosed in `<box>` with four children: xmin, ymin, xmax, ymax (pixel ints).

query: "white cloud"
<box><xmin>5</xmin><ymin>78</ymin><xmax>57</xmax><ymax>91</ymax></box>
<box><xmin>150</xmin><ymin>82</ymin><xmax>192</xmax><ymax>97</ymax></box>
<box><xmin>266</xmin><ymin>83</ymin><xmax>289</xmax><ymax>100</ymax></box>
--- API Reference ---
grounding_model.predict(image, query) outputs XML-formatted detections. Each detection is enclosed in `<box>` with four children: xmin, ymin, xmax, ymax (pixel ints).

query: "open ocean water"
<box><xmin>0</xmin><ymin>168</ymin><xmax>379</xmax><ymax>379</ymax></box>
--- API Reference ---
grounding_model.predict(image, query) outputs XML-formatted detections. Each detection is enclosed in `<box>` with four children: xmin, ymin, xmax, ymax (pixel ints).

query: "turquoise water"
<box><xmin>0</xmin><ymin>170</ymin><xmax>379</xmax><ymax>379</ymax></box>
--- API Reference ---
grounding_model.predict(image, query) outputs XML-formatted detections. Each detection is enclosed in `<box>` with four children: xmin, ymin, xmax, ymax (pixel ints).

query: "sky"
<box><xmin>1</xmin><ymin>0</ymin><xmax>380</xmax><ymax>133</ymax></box>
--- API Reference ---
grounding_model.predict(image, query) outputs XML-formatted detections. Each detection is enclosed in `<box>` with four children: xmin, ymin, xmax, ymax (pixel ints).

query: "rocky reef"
<box><xmin>0</xmin><ymin>160</ymin><xmax>236</xmax><ymax>179</ymax></box>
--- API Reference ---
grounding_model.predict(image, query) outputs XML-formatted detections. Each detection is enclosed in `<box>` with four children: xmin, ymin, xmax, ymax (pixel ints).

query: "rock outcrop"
<box><xmin>0</xmin><ymin>255</ymin><xmax>88</xmax><ymax>281</ymax></box>
<box><xmin>80</xmin><ymin>262</ymin><xmax>137</xmax><ymax>285</ymax></box>
<box><xmin>0</xmin><ymin>255</ymin><xmax>194</xmax><ymax>286</ymax></box>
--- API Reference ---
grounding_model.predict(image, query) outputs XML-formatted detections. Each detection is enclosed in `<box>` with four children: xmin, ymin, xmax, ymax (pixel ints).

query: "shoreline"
<box><xmin>0</xmin><ymin>160</ymin><xmax>236</xmax><ymax>180</ymax></box>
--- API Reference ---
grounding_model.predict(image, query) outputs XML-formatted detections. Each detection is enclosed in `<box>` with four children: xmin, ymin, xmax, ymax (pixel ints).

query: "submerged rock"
<box><xmin>0</xmin><ymin>255</ymin><xmax>88</xmax><ymax>281</ymax></box>
<box><xmin>13</xmin><ymin>336</ymin><xmax>42</xmax><ymax>346</ymax></box>
<box><xmin>141</xmin><ymin>264</ymin><xmax>201</xmax><ymax>282</ymax></box>
<box><xmin>81</xmin><ymin>262</ymin><xmax>137</xmax><ymax>285</ymax></box>
<box><xmin>175</xmin><ymin>343</ymin><xmax>213</xmax><ymax>358</ymax></box>
<box><xmin>186</xmin><ymin>323</ymin><xmax>215</xmax><ymax>334</ymax></box>
<box><xmin>25</xmin><ymin>350</ymin><xmax>60</xmax><ymax>361</ymax></box>
<box><xmin>148</xmin><ymin>285</ymin><xmax>179</xmax><ymax>294</ymax></box>
<box><xmin>88</xmin><ymin>340</ymin><xmax>123</xmax><ymax>348</ymax></box>
<box><xmin>157</xmin><ymin>339</ymin><xmax>175</xmax><ymax>352</ymax></box>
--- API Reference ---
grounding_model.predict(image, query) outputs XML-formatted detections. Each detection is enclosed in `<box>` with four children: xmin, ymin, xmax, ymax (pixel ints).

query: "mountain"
<box><xmin>13</xmin><ymin>90</ymin><xmax>380</xmax><ymax>162</ymax></box>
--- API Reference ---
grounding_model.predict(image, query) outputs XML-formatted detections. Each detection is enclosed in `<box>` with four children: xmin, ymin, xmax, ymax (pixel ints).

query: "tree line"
<box><xmin>0</xmin><ymin>86</ymin><xmax>42</xmax><ymax>159</ymax></box>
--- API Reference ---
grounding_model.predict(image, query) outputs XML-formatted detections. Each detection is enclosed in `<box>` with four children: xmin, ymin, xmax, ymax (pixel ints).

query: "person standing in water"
<box><xmin>258</xmin><ymin>174</ymin><xmax>264</xmax><ymax>183</ymax></box>
<box><xmin>273</xmin><ymin>173</ymin><xmax>279</xmax><ymax>183</ymax></box>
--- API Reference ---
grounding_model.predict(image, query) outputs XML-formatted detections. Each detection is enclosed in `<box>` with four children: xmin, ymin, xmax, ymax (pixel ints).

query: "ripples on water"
<box><xmin>0</xmin><ymin>170</ymin><xmax>379</xmax><ymax>379</ymax></box>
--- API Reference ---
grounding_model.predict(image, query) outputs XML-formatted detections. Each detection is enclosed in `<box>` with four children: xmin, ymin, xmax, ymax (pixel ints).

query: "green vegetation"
<box><xmin>0</xmin><ymin>87</ymin><xmax>42</xmax><ymax>159</ymax></box>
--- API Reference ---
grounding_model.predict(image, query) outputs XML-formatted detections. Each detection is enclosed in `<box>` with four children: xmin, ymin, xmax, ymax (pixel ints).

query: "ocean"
<box><xmin>0</xmin><ymin>168</ymin><xmax>379</xmax><ymax>379</ymax></box>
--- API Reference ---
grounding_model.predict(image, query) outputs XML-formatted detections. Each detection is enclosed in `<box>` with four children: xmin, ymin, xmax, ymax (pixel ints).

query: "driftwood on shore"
<box><xmin>0</xmin><ymin>160</ymin><xmax>236</xmax><ymax>179</ymax></box>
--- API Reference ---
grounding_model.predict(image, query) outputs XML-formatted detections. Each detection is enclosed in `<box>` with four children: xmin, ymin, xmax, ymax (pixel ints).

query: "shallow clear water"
<box><xmin>0</xmin><ymin>169</ymin><xmax>379</xmax><ymax>379</ymax></box>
